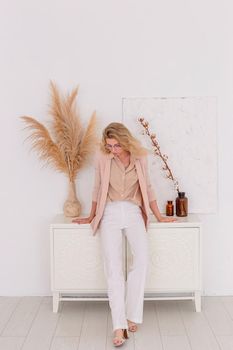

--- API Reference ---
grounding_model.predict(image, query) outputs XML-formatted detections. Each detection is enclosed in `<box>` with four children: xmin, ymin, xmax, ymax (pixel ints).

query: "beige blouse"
<box><xmin>106</xmin><ymin>154</ymin><xmax>143</xmax><ymax>207</ymax></box>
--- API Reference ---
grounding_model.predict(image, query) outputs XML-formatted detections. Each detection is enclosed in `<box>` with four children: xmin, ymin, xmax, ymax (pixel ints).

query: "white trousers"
<box><xmin>99</xmin><ymin>200</ymin><xmax>149</xmax><ymax>332</ymax></box>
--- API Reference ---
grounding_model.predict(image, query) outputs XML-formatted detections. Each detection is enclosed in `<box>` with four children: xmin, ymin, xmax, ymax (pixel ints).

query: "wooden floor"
<box><xmin>1</xmin><ymin>297</ymin><xmax>233</xmax><ymax>349</ymax></box>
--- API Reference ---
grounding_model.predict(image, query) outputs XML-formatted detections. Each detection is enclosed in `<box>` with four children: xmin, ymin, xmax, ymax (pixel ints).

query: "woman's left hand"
<box><xmin>157</xmin><ymin>215</ymin><xmax>178</xmax><ymax>222</ymax></box>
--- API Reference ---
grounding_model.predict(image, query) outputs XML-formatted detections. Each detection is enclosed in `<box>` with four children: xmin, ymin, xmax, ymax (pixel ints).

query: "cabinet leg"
<box><xmin>53</xmin><ymin>292</ymin><xmax>60</xmax><ymax>313</ymax></box>
<box><xmin>194</xmin><ymin>291</ymin><xmax>201</xmax><ymax>312</ymax></box>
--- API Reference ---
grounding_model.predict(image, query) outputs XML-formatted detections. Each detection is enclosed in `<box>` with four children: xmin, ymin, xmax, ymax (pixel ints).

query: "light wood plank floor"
<box><xmin>1</xmin><ymin>296</ymin><xmax>233</xmax><ymax>350</ymax></box>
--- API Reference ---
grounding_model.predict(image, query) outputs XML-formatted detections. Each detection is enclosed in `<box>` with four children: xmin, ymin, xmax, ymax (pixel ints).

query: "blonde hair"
<box><xmin>99</xmin><ymin>122</ymin><xmax>148</xmax><ymax>157</ymax></box>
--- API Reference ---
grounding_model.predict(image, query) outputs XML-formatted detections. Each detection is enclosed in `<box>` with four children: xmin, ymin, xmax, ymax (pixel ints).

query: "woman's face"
<box><xmin>105</xmin><ymin>138</ymin><xmax>124</xmax><ymax>156</ymax></box>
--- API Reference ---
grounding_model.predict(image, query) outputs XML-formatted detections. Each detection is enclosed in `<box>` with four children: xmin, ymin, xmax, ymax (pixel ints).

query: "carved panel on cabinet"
<box><xmin>127</xmin><ymin>227</ymin><xmax>200</xmax><ymax>291</ymax></box>
<box><xmin>52</xmin><ymin>229</ymin><xmax>108</xmax><ymax>290</ymax></box>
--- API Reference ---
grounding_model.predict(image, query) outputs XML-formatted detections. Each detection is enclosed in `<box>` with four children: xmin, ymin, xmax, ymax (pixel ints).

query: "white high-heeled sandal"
<box><xmin>113</xmin><ymin>329</ymin><xmax>129</xmax><ymax>347</ymax></box>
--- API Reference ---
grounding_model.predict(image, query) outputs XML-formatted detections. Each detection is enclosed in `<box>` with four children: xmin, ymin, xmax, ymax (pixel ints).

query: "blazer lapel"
<box><xmin>98</xmin><ymin>154</ymin><xmax>112</xmax><ymax>213</ymax></box>
<box><xmin>135</xmin><ymin>159</ymin><xmax>150</xmax><ymax>215</ymax></box>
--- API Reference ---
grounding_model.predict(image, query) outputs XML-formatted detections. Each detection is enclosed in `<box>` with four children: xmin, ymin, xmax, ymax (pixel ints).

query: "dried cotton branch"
<box><xmin>138</xmin><ymin>117</ymin><xmax>180</xmax><ymax>193</ymax></box>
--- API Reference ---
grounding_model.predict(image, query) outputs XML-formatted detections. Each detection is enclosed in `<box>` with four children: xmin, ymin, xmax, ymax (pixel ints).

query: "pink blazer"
<box><xmin>90</xmin><ymin>150</ymin><xmax>157</xmax><ymax>235</ymax></box>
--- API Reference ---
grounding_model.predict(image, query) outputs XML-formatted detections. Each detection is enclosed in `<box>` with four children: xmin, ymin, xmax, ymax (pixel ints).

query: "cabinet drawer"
<box><xmin>51</xmin><ymin>228</ymin><xmax>108</xmax><ymax>291</ymax></box>
<box><xmin>127</xmin><ymin>227</ymin><xmax>200</xmax><ymax>291</ymax></box>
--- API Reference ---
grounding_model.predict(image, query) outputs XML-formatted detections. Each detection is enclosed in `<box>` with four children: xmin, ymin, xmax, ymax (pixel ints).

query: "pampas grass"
<box><xmin>21</xmin><ymin>81</ymin><xmax>98</xmax><ymax>217</ymax></box>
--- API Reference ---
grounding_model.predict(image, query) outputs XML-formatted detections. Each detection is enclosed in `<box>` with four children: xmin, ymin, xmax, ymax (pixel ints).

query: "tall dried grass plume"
<box><xmin>21</xmin><ymin>81</ymin><xmax>98</xmax><ymax>217</ymax></box>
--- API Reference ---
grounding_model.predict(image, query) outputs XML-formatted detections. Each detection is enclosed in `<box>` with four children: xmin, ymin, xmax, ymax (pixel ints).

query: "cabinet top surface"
<box><xmin>50</xmin><ymin>213</ymin><xmax>202</xmax><ymax>228</ymax></box>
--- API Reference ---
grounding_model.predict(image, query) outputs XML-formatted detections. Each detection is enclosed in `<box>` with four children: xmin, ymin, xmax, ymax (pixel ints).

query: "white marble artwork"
<box><xmin>122</xmin><ymin>97</ymin><xmax>218</xmax><ymax>214</ymax></box>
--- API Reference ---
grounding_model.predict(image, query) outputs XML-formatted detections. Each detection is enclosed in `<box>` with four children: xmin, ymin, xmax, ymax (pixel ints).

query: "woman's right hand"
<box><xmin>72</xmin><ymin>216</ymin><xmax>93</xmax><ymax>224</ymax></box>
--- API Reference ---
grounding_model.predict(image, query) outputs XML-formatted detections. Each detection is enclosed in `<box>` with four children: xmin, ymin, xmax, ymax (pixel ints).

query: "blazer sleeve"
<box><xmin>92</xmin><ymin>153</ymin><xmax>101</xmax><ymax>202</ymax></box>
<box><xmin>144</xmin><ymin>155</ymin><xmax>157</xmax><ymax>202</ymax></box>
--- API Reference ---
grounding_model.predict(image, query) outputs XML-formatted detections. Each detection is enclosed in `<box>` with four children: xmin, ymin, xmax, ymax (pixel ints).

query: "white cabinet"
<box><xmin>50</xmin><ymin>214</ymin><xmax>202</xmax><ymax>313</ymax></box>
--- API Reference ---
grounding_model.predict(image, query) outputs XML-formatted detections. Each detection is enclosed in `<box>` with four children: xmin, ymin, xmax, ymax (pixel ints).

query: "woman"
<box><xmin>72</xmin><ymin>122</ymin><xmax>176</xmax><ymax>347</ymax></box>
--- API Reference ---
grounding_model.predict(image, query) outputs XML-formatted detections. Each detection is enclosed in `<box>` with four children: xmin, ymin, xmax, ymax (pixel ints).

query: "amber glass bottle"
<box><xmin>176</xmin><ymin>192</ymin><xmax>188</xmax><ymax>217</ymax></box>
<box><xmin>166</xmin><ymin>200</ymin><xmax>174</xmax><ymax>216</ymax></box>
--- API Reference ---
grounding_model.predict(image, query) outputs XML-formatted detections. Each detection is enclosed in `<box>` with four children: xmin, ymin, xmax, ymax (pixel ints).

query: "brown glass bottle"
<box><xmin>176</xmin><ymin>192</ymin><xmax>188</xmax><ymax>217</ymax></box>
<box><xmin>166</xmin><ymin>200</ymin><xmax>174</xmax><ymax>216</ymax></box>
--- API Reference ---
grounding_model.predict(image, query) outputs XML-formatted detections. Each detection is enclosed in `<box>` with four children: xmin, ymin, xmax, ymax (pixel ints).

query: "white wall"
<box><xmin>0</xmin><ymin>0</ymin><xmax>233</xmax><ymax>296</ymax></box>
